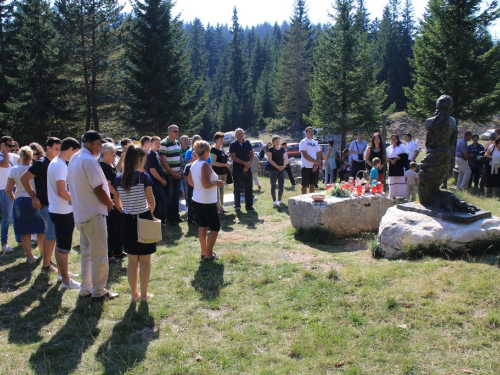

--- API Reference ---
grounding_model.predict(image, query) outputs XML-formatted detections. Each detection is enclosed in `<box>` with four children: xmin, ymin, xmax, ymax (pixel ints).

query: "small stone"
<box><xmin>196</xmin><ymin>356</ymin><xmax>203</xmax><ymax>362</ymax></box>
<box><xmin>278</xmin><ymin>275</ymin><xmax>283</xmax><ymax>280</ymax></box>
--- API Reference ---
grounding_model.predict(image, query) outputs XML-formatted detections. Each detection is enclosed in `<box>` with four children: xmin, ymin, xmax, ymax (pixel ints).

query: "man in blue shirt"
<box><xmin>229</xmin><ymin>128</ymin><xmax>254</xmax><ymax>212</ymax></box>
<box><xmin>455</xmin><ymin>131</ymin><xmax>472</xmax><ymax>190</ymax></box>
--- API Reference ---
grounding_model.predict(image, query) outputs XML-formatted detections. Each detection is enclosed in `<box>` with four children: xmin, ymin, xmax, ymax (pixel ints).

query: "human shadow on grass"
<box><xmin>29</xmin><ymin>297</ymin><xmax>104</xmax><ymax>375</ymax></box>
<box><xmin>8</xmin><ymin>279</ymin><xmax>65</xmax><ymax>345</ymax></box>
<box><xmin>191</xmin><ymin>260</ymin><xmax>225</xmax><ymax>301</ymax></box>
<box><xmin>0</xmin><ymin>257</ymin><xmax>42</xmax><ymax>293</ymax></box>
<box><xmin>0</xmin><ymin>274</ymin><xmax>51</xmax><ymax>338</ymax></box>
<box><xmin>234</xmin><ymin>210</ymin><xmax>264</xmax><ymax>229</ymax></box>
<box><xmin>162</xmin><ymin>223</ymin><xmax>184</xmax><ymax>246</ymax></box>
<box><xmin>96</xmin><ymin>302</ymin><xmax>158</xmax><ymax>374</ymax></box>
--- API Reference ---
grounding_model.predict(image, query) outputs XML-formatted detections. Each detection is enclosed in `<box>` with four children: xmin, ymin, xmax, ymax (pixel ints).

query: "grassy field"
<box><xmin>1</xmin><ymin>179</ymin><xmax>500</xmax><ymax>374</ymax></box>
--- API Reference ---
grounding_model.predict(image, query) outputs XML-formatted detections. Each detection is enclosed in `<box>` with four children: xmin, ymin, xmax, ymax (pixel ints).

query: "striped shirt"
<box><xmin>68</xmin><ymin>147</ymin><xmax>110</xmax><ymax>222</ymax></box>
<box><xmin>159</xmin><ymin>137</ymin><xmax>182</xmax><ymax>174</ymax></box>
<box><xmin>113</xmin><ymin>171</ymin><xmax>152</xmax><ymax>215</ymax></box>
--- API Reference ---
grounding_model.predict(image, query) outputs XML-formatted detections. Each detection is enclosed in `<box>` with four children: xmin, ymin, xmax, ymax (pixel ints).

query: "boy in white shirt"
<box><xmin>47</xmin><ymin>138</ymin><xmax>81</xmax><ymax>289</ymax></box>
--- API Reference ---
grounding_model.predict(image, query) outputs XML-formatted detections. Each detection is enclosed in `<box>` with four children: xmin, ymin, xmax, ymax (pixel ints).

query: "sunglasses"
<box><xmin>33</xmin><ymin>152</ymin><xmax>40</xmax><ymax>156</ymax></box>
<box><xmin>170</xmin><ymin>130</ymin><xmax>179</xmax><ymax>133</ymax></box>
<box><xmin>5</xmin><ymin>144</ymin><xmax>14</xmax><ymax>148</ymax></box>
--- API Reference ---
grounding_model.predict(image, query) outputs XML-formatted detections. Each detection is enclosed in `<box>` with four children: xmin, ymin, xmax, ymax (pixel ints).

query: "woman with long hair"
<box><xmin>5</xmin><ymin>146</ymin><xmax>45</xmax><ymax>262</ymax></box>
<box><xmin>188</xmin><ymin>141</ymin><xmax>226</xmax><ymax>260</ymax></box>
<box><xmin>365</xmin><ymin>132</ymin><xmax>386</xmax><ymax>183</ymax></box>
<box><xmin>386</xmin><ymin>134</ymin><xmax>408</xmax><ymax>198</ymax></box>
<box><xmin>324</xmin><ymin>140</ymin><xmax>339</xmax><ymax>184</ymax></box>
<box><xmin>113</xmin><ymin>145</ymin><xmax>156</xmax><ymax>302</ymax></box>
<box><xmin>267</xmin><ymin>135</ymin><xmax>287</xmax><ymax>206</ymax></box>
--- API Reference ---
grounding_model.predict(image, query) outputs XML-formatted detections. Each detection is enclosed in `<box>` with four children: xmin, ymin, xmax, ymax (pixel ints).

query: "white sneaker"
<box><xmin>273</xmin><ymin>201</ymin><xmax>278</xmax><ymax>207</ymax></box>
<box><xmin>61</xmin><ymin>279</ymin><xmax>81</xmax><ymax>290</ymax></box>
<box><xmin>40</xmin><ymin>264</ymin><xmax>58</xmax><ymax>274</ymax></box>
<box><xmin>57</xmin><ymin>272</ymin><xmax>80</xmax><ymax>282</ymax></box>
<box><xmin>1</xmin><ymin>244</ymin><xmax>14</xmax><ymax>253</ymax></box>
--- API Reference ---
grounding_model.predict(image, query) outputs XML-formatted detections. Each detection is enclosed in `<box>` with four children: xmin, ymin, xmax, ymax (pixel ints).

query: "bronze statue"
<box><xmin>418</xmin><ymin>95</ymin><xmax>476</xmax><ymax>213</ymax></box>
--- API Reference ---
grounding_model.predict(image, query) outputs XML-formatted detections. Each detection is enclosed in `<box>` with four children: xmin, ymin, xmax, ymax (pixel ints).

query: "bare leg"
<box><xmin>139</xmin><ymin>254</ymin><xmax>152</xmax><ymax>300</ymax></box>
<box><xmin>43</xmin><ymin>239</ymin><xmax>56</xmax><ymax>268</ymax></box>
<box><xmin>56</xmin><ymin>251</ymin><xmax>70</xmax><ymax>283</ymax></box>
<box><xmin>21</xmin><ymin>234</ymin><xmax>34</xmax><ymax>258</ymax></box>
<box><xmin>309</xmin><ymin>184</ymin><xmax>315</xmax><ymax>193</ymax></box>
<box><xmin>127</xmin><ymin>254</ymin><xmax>140</xmax><ymax>301</ymax></box>
<box><xmin>485</xmin><ymin>187</ymin><xmax>491</xmax><ymax>197</ymax></box>
<box><xmin>205</xmin><ymin>231</ymin><xmax>219</xmax><ymax>258</ymax></box>
<box><xmin>36</xmin><ymin>233</ymin><xmax>45</xmax><ymax>257</ymax></box>
<box><xmin>198</xmin><ymin>226</ymin><xmax>208</xmax><ymax>257</ymax></box>
<box><xmin>301</xmin><ymin>186</ymin><xmax>307</xmax><ymax>194</ymax></box>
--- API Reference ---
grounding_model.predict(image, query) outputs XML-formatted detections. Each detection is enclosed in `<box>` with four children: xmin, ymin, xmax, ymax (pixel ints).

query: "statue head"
<box><xmin>435</xmin><ymin>95</ymin><xmax>453</xmax><ymax>115</ymax></box>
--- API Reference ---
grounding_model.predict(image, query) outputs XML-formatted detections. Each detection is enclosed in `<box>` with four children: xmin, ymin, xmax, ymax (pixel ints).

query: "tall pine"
<box><xmin>406</xmin><ymin>0</ymin><xmax>500</xmax><ymax>123</ymax></box>
<box><xmin>310</xmin><ymin>0</ymin><xmax>385</xmax><ymax>149</ymax></box>
<box><xmin>275</xmin><ymin>0</ymin><xmax>313</xmax><ymax>130</ymax></box>
<box><xmin>125</xmin><ymin>0</ymin><xmax>196</xmax><ymax>136</ymax></box>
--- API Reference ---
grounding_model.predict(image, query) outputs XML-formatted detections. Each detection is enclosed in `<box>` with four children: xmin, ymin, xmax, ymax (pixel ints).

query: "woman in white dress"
<box><xmin>386</xmin><ymin>134</ymin><xmax>408</xmax><ymax>198</ymax></box>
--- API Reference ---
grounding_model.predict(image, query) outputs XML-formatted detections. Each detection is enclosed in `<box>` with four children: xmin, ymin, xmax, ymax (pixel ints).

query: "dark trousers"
<box><xmin>285</xmin><ymin>164</ymin><xmax>295</xmax><ymax>185</ymax></box>
<box><xmin>106</xmin><ymin>208</ymin><xmax>122</xmax><ymax>258</ymax></box>
<box><xmin>469</xmin><ymin>167</ymin><xmax>481</xmax><ymax>188</ymax></box>
<box><xmin>351</xmin><ymin>161</ymin><xmax>366</xmax><ymax>179</ymax></box>
<box><xmin>152</xmin><ymin>184</ymin><xmax>168</xmax><ymax>223</ymax></box>
<box><xmin>165</xmin><ymin>174</ymin><xmax>181</xmax><ymax>222</ymax></box>
<box><xmin>187</xmin><ymin>185</ymin><xmax>196</xmax><ymax>222</ymax></box>
<box><xmin>233</xmin><ymin>169</ymin><xmax>253</xmax><ymax>209</ymax></box>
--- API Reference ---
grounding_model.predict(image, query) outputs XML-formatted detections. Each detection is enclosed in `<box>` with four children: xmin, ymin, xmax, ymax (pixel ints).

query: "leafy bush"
<box><xmin>265</xmin><ymin>117</ymin><xmax>290</xmax><ymax>132</ymax></box>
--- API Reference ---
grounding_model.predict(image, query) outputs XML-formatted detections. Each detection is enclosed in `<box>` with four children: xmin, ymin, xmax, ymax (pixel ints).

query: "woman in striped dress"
<box><xmin>113</xmin><ymin>145</ymin><xmax>156</xmax><ymax>302</ymax></box>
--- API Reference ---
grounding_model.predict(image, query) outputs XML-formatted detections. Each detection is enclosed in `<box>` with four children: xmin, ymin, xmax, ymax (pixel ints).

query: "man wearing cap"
<box><xmin>68</xmin><ymin>131</ymin><xmax>118</xmax><ymax>302</ymax></box>
<box><xmin>404</xmin><ymin>133</ymin><xmax>419</xmax><ymax>169</ymax></box>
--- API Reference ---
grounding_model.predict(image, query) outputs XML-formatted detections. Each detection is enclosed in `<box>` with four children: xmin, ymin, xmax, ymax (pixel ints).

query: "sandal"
<box><xmin>203</xmin><ymin>253</ymin><xmax>218</xmax><ymax>261</ymax></box>
<box><xmin>108</xmin><ymin>257</ymin><xmax>121</xmax><ymax>264</ymax></box>
<box><xmin>114</xmin><ymin>252</ymin><xmax>127</xmax><ymax>259</ymax></box>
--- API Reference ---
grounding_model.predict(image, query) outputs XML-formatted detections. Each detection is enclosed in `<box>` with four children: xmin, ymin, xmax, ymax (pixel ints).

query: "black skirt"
<box><xmin>121</xmin><ymin>210</ymin><xmax>157</xmax><ymax>255</ymax></box>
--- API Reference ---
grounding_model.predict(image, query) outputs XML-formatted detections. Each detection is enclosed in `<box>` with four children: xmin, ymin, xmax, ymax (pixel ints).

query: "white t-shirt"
<box><xmin>299</xmin><ymin>138</ymin><xmax>321</xmax><ymax>168</ymax></box>
<box><xmin>0</xmin><ymin>153</ymin><xmax>20</xmax><ymax>190</ymax></box>
<box><xmin>48</xmin><ymin>156</ymin><xmax>72</xmax><ymax>214</ymax></box>
<box><xmin>349</xmin><ymin>140</ymin><xmax>368</xmax><ymax>163</ymax></box>
<box><xmin>406</xmin><ymin>140</ymin><xmax>419</xmax><ymax>161</ymax></box>
<box><xmin>6</xmin><ymin>165</ymin><xmax>31</xmax><ymax>198</ymax></box>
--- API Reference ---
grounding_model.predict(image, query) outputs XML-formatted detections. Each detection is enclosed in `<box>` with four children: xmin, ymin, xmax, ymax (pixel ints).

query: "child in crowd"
<box><xmin>251</xmin><ymin>155</ymin><xmax>262</xmax><ymax>190</ymax></box>
<box><xmin>405</xmin><ymin>161</ymin><xmax>419</xmax><ymax>201</ymax></box>
<box><xmin>369</xmin><ymin>157</ymin><xmax>381</xmax><ymax>184</ymax></box>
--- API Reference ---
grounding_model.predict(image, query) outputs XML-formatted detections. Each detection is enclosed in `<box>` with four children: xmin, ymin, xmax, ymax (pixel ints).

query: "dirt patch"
<box><xmin>335</xmin><ymin>238</ymin><xmax>369</xmax><ymax>252</ymax></box>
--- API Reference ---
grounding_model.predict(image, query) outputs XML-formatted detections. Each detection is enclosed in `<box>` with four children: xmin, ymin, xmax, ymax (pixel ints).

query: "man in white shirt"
<box><xmin>299</xmin><ymin>127</ymin><xmax>322</xmax><ymax>194</ymax></box>
<box><xmin>68</xmin><ymin>131</ymin><xmax>118</xmax><ymax>302</ymax></box>
<box><xmin>349</xmin><ymin>132</ymin><xmax>368</xmax><ymax>179</ymax></box>
<box><xmin>404</xmin><ymin>133</ymin><xmax>420</xmax><ymax>169</ymax></box>
<box><xmin>0</xmin><ymin>136</ymin><xmax>20</xmax><ymax>252</ymax></box>
<box><xmin>47</xmin><ymin>138</ymin><xmax>81</xmax><ymax>290</ymax></box>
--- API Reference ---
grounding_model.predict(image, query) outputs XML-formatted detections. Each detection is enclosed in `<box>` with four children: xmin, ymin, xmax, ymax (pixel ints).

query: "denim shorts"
<box><xmin>39</xmin><ymin>206</ymin><xmax>56</xmax><ymax>241</ymax></box>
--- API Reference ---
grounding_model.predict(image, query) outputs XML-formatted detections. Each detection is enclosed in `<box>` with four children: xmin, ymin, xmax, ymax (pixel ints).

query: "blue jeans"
<box><xmin>269</xmin><ymin>169</ymin><xmax>285</xmax><ymax>201</ymax></box>
<box><xmin>152</xmin><ymin>184</ymin><xmax>168</xmax><ymax>223</ymax></box>
<box><xmin>233</xmin><ymin>169</ymin><xmax>253</xmax><ymax>209</ymax></box>
<box><xmin>165</xmin><ymin>175</ymin><xmax>181</xmax><ymax>221</ymax></box>
<box><xmin>0</xmin><ymin>190</ymin><xmax>14</xmax><ymax>245</ymax></box>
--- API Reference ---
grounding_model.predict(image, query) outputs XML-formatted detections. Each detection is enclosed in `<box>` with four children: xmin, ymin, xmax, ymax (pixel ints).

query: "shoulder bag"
<box><xmin>136</xmin><ymin>173</ymin><xmax>162</xmax><ymax>244</ymax></box>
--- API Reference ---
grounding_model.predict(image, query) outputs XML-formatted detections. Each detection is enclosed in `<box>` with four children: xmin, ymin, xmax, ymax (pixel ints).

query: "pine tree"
<box><xmin>310</xmin><ymin>0</ymin><xmax>385</xmax><ymax>149</ymax></box>
<box><xmin>125</xmin><ymin>0</ymin><xmax>196</xmax><ymax>136</ymax></box>
<box><xmin>406</xmin><ymin>0</ymin><xmax>500</xmax><ymax>123</ymax></box>
<box><xmin>0</xmin><ymin>0</ymin><xmax>13</xmax><ymax>124</ymax></box>
<box><xmin>275</xmin><ymin>0</ymin><xmax>313</xmax><ymax>130</ymax></box>
<box><xmin>55</xmin><ymin>0</ymin><xmax>123</xmax><ymax>132</ymax></box>
<box><xmin>4</xmin><ymin>0</ymin><xmax>72</xmax><ymax>143</ymax></box>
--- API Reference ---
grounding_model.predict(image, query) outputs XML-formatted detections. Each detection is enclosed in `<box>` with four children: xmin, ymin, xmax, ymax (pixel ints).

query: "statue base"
<box><xmin>397</xmin><ymin>202</ymin><xmax>491</xmax><ymax>224</ymax></box>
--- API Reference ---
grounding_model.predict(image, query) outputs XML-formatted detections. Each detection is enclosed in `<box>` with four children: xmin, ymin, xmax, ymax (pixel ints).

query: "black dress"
<box><xmin>113</xmin><ymin>171</ymin><xmax>156</xmax><ymax>255</ymax></box>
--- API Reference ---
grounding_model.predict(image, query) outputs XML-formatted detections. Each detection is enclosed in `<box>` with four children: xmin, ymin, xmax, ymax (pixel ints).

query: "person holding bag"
<box><xmin>113</xmin><ymin>145</ymin><xmax>156</xmax><ymax>302</ymax></box>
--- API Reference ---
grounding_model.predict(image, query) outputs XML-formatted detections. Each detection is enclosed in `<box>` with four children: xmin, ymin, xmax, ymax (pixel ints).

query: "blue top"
<box><xmin>455</xmin><ymin>137</ymin><xmax>468</xmax><ymax>158</ymax></box>
<box><xmin>185</xmin><ymin>148</ymin><xmax>211</xmax><ymax>164</ymax></box>
<box><xmin>229</xmin><ymin>139</ymin><xmax>253</xmax><ymax>172</ymax></box>
<box><xmin>370</xmin><ymin>167</ymin><xmax>379</xmax><ymax>180</ymax></box>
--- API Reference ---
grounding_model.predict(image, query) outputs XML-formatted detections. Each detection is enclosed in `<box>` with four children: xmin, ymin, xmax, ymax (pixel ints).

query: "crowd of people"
<box><xmin>1</xmin><ymin>125</ymin><xmax>499</xmax><ymax>303</ymax></box>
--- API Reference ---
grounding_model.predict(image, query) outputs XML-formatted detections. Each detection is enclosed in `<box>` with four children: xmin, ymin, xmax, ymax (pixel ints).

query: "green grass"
<box><xmin>1</xmin><ymin>178</ymin><xmax>500</xmax><ymax>374</ymax></box>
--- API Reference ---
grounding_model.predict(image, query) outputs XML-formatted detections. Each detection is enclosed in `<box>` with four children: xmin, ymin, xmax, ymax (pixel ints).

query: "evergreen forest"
<box><xmin>1</xmin><ymin>0</ymin><xmax>500</xmax><ymax>148</ymax></box>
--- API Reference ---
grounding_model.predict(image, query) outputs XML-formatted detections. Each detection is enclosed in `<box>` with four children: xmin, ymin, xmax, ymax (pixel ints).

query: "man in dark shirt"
<box><xmin>21</xmin><ymin>137</ymin><xmax>61</xmax><ymax>274</ymax></box>
<box><xmin>229</xmin><ymin>128</ymin><xmax>254</xmax><ymax>212</ymax></box>
<box><xmin>146</xmin><ymin>136</ymin><xmax>168</xmax><ymax>224</ymax></box>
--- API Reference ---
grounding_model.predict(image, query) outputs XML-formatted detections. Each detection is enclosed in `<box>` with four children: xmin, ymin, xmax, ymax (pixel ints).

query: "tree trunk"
<box><xmin>91</xmin><ymin>10</ymin><xmax>99</xmax><ymax>132</ymax></box>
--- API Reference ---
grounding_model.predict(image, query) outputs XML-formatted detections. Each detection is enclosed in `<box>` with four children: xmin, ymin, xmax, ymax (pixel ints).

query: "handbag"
<box><xmin>137</xmin><ymin>214</ymin><xmax>162</xmax><ymax>244</ymax></box>
<box><xmin>226</xmin><ymin>170</ymin><xmax>233</xmax><ymax>185</ymax></box>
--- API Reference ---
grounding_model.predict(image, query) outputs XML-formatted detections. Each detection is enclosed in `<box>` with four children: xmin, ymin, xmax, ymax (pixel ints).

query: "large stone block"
<box><xmin>288</xmin><ymin>193</ymin><xmax>393</xmax><ymax>237</ymax></box>
<box><xmin>378</xmin><ymin>207</ymin><xmax>500</xmax><ymax>259</ymax></box>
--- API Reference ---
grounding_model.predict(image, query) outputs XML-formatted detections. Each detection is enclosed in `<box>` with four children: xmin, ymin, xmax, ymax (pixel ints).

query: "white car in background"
<box><xmin>480</xmin><ymin>129</ymin><xmax>497</xmax><ymax>140</ymax></box>
<box><xmin>250</xmin><ymin>140</ymin><xmax>264</xmax><ymax>154</ymax></box>
<box><xmin>223</xmin><ymin>131</ymin><xmax>236</xmax><ymax>145</ymax></box>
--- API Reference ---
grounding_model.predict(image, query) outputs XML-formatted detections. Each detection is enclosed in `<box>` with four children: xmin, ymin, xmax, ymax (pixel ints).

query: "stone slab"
<box><xmin>288</xmin><ymin>192</ymin><xmax>393</xmax><ymax>238</ymax></box>
<box><xmin>397</xmin><ymin>202</ymin><xmax>492</xmax><ymax>224</ymax></box>
<box><xmin>378</xmin><ymin>207</ymin><xmax>500</xmax><ymax>259</ymax></box>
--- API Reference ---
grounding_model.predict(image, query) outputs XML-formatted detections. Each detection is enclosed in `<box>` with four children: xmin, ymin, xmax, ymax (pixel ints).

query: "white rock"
<box><xmin>288</xmin><ymin>193</ymin><xmax>393</xmax><ymax>237</ymax></box>
<box><xmin>378</xmin><ymin>207</ymin><xmax>500</xmax><ymax>258</ymax></box>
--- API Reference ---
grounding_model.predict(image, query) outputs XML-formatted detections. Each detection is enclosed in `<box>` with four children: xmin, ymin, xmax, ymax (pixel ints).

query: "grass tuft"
<box><xmin>386</xmin><ymin>296</ymin><xmax>398</xmax><ymax>310</ymax></box>
<box><xmin>326</xmin><ymin>269</ymin><xmax>339</xmax><ymax>280</ymax></box>
<box><xmin>368</xmin><ymin>235</ymin><xmax>385</xmax><ymax>258</ymax></box>
<box><xmin>294</xmin><ymin>226</ymin><xmax>336</xmax><ymax>245</ymax></box>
